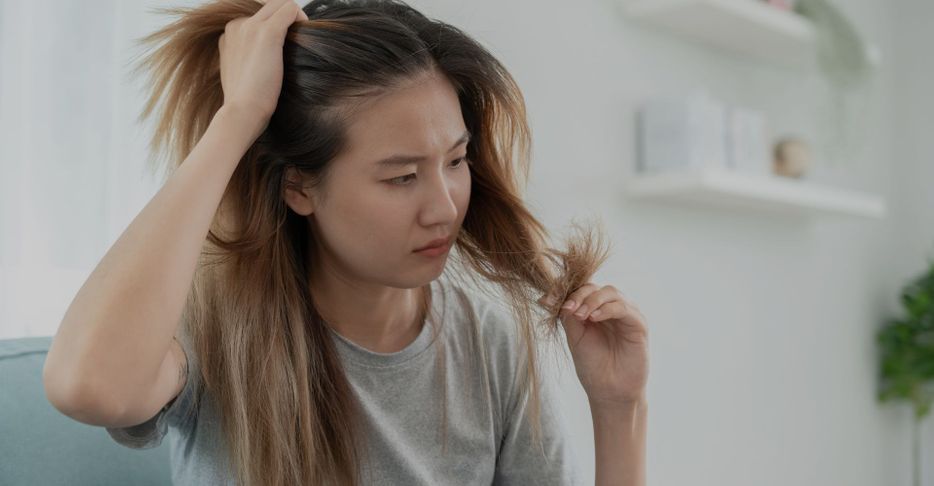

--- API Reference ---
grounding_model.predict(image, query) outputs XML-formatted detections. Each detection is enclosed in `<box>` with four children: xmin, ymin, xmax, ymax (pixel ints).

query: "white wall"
<box><xmin>0</xmin><ymin>1</ymin><xmax>164</xmax><ymax>337</ymax></box>
<box><xmin>1</xmin><ymin>0</ymin><xmax>930</xmax><ymax>485</ymax></box>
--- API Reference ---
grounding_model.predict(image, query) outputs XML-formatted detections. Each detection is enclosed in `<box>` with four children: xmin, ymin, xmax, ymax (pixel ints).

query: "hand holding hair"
<box><xmin>217</xmin><ymin>0</ymin><xmax>308</xmax><ymax>137</ymax></box>
<box><xmin>539</xmin><ymin>283</ymin><xmax>649</xmax><ymax>408</ymax></box>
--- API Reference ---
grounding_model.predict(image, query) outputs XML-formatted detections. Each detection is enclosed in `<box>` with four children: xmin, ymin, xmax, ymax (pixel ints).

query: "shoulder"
<box><xmin>435</xmin><ymin>272</ymin><xmax>541</xmax><ymax>403</ymax></box>
<box><xmin>435</xmin><ymin>272</ymin><xmax>523</xmax><ymax>355</ymax></box>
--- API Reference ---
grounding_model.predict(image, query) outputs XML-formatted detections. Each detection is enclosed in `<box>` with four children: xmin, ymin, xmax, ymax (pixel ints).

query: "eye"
<box><xmin>386</xmin><ymin>157</ymin><xmax>468</xmax><ymax>186</ymax></box>
<box><xmin>388</xmin><ymin>173</ymin><xmax>416</xmax><ymax>186</ymax></box>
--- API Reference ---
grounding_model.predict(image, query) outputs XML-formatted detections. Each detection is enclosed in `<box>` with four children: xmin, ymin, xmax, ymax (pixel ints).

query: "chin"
<box><xmin>388</xmin><ymin>261</ymin><xmax>448</xmax><ymax>289</ymax></box>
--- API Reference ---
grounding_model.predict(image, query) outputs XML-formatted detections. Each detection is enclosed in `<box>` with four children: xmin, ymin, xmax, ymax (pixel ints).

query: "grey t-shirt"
<box><xmin>106</xmin><ymin>275</ymin><xmax>581</xmax><ymax>485</ymax></box>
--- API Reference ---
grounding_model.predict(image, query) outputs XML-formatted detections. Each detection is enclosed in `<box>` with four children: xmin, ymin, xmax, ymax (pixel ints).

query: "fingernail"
<box><xmin>562</xmin><ymin>300</ymin><xmax>576</xmax><ymax>310</ymax></box>
<box><xmin>574</xmin><ymin>305</ymin><xmax>589</xmax><ymax>317</ymax></box>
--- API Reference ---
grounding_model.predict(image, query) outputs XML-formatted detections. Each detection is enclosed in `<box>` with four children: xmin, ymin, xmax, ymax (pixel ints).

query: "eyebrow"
<box><xmin>374</xmin><ymin>130</ymin><xmax>472</xmax><ymax>168</ymax></box>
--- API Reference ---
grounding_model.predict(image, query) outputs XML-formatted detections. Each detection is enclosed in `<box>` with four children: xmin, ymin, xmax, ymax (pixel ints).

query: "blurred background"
<box><xmin>1</xmin><ymin>0</ymin><xmax>932</xmax><ymax>485</ymax></box>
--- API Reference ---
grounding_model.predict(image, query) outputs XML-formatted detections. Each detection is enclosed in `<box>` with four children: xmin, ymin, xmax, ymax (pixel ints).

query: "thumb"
<box><xmin>558</xmin><ymin>310</ymin><xmax>586</xmax><ymax>346</ymax></box>
<box><xmin>271</xmin><ymin>1</ymin><xmax>302</xmax><ymax>29</ymax></box>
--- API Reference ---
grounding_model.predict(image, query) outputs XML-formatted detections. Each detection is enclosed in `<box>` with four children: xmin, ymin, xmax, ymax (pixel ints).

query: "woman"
<box><xmin>43</xmin><ymin>0</ymin><xmax>648</xmax><ymax>484</ymax></box>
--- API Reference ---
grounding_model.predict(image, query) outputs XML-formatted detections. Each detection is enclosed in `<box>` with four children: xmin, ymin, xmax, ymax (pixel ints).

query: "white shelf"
<box><xmin>625</xmin><ymin>168</ymin><xmax>887</xmax><ymax>219</ymax></box>
<box><xmin>625</xmin><ymin>0</ymin><xmax>880</xmax><ymax>69</ymax></box>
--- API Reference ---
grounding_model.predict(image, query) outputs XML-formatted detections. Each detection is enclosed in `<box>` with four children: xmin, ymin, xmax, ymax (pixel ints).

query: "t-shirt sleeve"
<box><xmin>493</xmin><ymin>365</ymin><xmax>582</xmax><ymax>485</ymax></box>
<box><xmin>105</xmin><ymin>333</ymin><xmax>200</xmax><ymax>450</ymax></box>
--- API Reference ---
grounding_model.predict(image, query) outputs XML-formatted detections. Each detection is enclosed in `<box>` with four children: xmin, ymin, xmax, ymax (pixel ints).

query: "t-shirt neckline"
<box><xmin>326</xmin><ymin>278</ymin><xmax>444</xmax><ymax>369</ymax></box>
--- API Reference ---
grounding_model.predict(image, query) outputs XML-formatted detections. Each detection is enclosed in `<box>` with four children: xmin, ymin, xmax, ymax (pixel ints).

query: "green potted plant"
<box><xmin>877</xmin><ymin>256</ymin><xmax>934</xmax><ymax>486</ymax></box>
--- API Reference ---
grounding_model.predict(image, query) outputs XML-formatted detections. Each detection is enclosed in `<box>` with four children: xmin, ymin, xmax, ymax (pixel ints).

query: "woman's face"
<box><xmin>287</xmin><ymin>70</ymin><xmax>472</xmax><ymax>288</ymax></box>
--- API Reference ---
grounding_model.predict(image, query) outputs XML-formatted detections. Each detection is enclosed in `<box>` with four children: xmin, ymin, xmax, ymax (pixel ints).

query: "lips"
<box><xmin>415</xmin><ymin>236</ymin><xmax>451</xmax><ymax>252</ymax></box>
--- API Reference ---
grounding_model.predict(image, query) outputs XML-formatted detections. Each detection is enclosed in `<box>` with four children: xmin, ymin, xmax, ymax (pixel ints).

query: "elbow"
<box><xmin>42</xmin><ymin>362</ymin><xmax>126</xmax><ymax>427</ymax></box>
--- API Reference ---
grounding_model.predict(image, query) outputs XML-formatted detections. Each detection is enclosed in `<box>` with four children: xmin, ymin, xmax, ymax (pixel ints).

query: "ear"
<box><xmin>283</xmin><ymin>167</ymin><xmax>315</xmax><ymax>216</ymax></box>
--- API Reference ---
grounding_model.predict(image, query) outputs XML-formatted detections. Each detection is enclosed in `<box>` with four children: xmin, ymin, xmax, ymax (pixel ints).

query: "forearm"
<box><xmin>44</xmin><ymin>106</ymin><xmax>258</xmax><ymax>413</ymax></box>
<box><xmin>590</xmin><ymin>397</ymin><xmax>647</xmax><ymax>486</ymax></box>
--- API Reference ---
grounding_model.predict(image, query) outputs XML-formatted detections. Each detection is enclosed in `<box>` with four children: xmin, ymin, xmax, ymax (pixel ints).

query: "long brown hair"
<box><xmin>131</xmin><ymin>0</ymin><xmax>609</xmax><ymax>484</ymax></box>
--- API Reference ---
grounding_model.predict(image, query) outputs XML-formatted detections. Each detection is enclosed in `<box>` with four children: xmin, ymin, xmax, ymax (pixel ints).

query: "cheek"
<box><xmin>353</xmin><ymin>191</ymin><xmax>410</xmax><ymax>243</ymax></box>
<box><xmin>316</xmin><ymin>193</ymin><xmax>388</xmax><ymax>249</ymax></box>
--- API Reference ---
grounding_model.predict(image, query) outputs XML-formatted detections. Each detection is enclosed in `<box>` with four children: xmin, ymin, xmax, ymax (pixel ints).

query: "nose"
<box><xmin>418</xmin><ymin>169</ymin><xmax>459</xmax><ymax>228</ymax></box>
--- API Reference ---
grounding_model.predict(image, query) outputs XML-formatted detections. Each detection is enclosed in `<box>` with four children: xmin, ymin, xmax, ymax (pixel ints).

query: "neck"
<box><xmin>309</xmin><ymin>265</ymin><xmax>430</xmax><ymax>354</ymax></box>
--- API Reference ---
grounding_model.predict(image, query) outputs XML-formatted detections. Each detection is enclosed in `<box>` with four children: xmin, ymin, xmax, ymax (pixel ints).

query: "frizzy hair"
<box><xmin>129</xmin><ymin>0</ymin><xmax>609</xmax><ymax>484</ymax></box>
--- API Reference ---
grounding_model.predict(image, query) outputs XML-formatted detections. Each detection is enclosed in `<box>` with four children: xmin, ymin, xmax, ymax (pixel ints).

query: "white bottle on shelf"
<box><xmin>725</xmin><ymin>106</ymin><xmax>771</xmax><ymax>176</ymax></box>
<box><xmin>637</xmin><ymin>90</ymin><xmax>728</xmax><ymax>173</ymax></box>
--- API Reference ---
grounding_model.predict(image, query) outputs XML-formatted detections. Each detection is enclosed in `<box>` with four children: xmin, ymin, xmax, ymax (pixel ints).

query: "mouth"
<box><xmin>414</xmin><ymin>242</ymin><xmax>451</xmax><ymax>258</ymax></box>
<box><xmin>414</xmin><ymin>236</ymin><xmax>452</xmax><ymax>252</ymax></box>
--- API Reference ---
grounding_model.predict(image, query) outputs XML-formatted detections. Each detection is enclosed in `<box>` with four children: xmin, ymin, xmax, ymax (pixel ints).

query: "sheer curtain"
<box><xmin>0</xmin><ymin>1</ymin><xmax>198</xmax><ymax>338</ymax></box>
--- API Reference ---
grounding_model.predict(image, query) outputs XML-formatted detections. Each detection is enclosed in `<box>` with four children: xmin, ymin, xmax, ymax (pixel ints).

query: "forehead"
<box><xmin>336</xmin><ymin>72</ymin><xmax>468</xmax><ymax>166</ymax></box>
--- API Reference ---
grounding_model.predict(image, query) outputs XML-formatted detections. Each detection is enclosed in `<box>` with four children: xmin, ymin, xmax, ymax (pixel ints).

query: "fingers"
<box><xmin>560</xmin><ymin>283</ymin><xmax>600</xmax><ymax>315</ymax></box>
<box><xmin>270</xmin><ymin>1</ymin><xmax>304</xmax><ymax>29</ymax></box>
<box><xmin>255</xmin><ymin>0</ymin><xmax>305</xmax><ymax>23</ymax></box>
<box><xmin>226</xmin><ymin>0</ymin><xmax>302</xmax><ymax>36</ymax></box>
<box><xmin>254</xmin><ymin>0</ymin><xmax>292</xmax><ymax>21</ymax></box>
<box><xmin>561</xmin><ymin>284</ymin><xmax>622</xmax><ymax>321</ymax></box>
<box><xmin>585</xmin><ymin>300</ymin><xmax>627</xmax><ymax>322</ymax></box>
